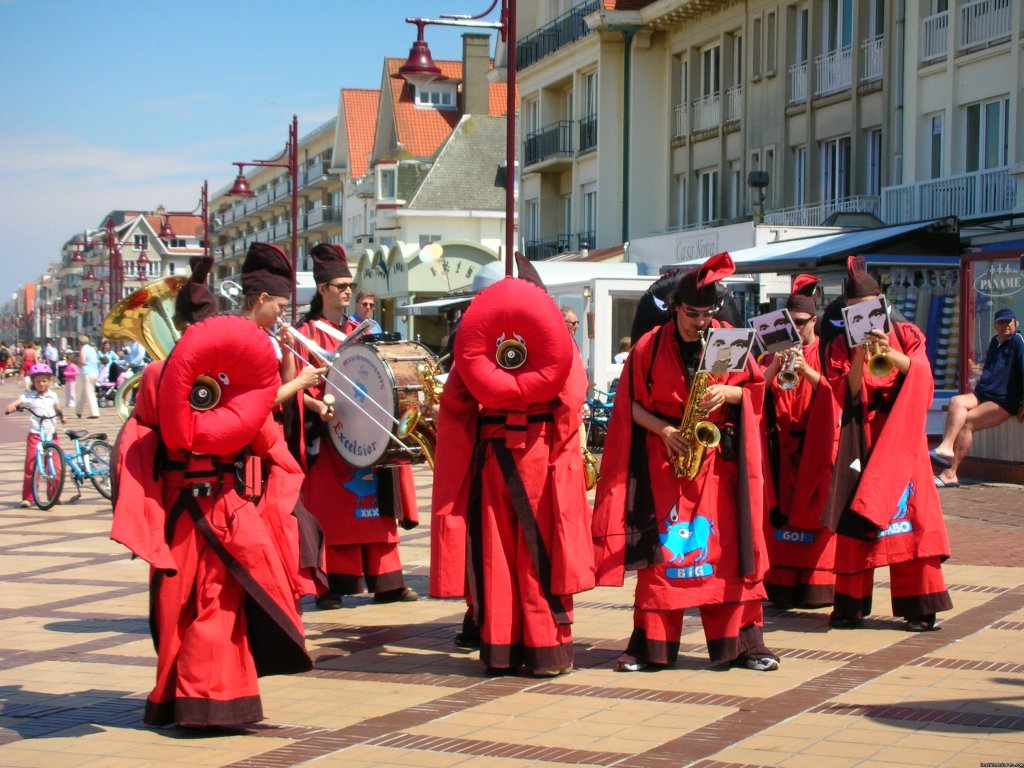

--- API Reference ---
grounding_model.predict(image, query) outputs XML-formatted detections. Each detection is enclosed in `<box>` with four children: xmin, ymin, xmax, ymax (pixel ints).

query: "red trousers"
<box><xmin>765</xmin><ymin>564</ymin><xmax>836</xmax><ymax>609</ymax></box>
<box><xmin>21</xmin><ymin>433</ymin><xmax>58</xmax><ymax>502</ymax></box>
<box><xmin>833</xmin><ymin>555</ymin><xmax>951</xmax><ymax>618</ymax></box>
<box><xmin>627</xmin><ymin>598</ymin><xmax>773</xmax><ymax>665</ymax></box>
<box><xmin>323</xmin><ymin>542</ymin><xmax>405</xmax><ymax>595</ymax></box>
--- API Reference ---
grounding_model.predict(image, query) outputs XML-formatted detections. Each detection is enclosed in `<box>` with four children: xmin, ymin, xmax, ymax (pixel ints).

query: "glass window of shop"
<box><xmin>964</xmin><ymin>250</ymin><xmax>1024</xmax><ymax>390</ymax></box>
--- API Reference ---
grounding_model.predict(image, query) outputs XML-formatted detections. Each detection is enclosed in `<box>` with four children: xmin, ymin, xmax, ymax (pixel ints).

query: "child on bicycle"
<box><xmin>5</xmin><ymin>363</ymin><xmax>65</xmax><ymax>508</ymax></box>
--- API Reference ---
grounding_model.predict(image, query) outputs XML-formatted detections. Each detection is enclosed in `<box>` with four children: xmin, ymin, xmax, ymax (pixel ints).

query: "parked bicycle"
<box><xmin>584</xmin><ymin>386</ymin><xmax>616</xmax><ymax>451</ymax></box>
<box><xmin>13</xmin><ymin>405</ymin><xmax>113</xmax><ymax>509</ymax></box>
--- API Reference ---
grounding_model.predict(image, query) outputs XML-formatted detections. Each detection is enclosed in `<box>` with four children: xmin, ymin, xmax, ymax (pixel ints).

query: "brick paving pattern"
<box><xmin>0</xmin><ymin>391</ymin><xmax>1022</xmax><ymax>767</ymax></box>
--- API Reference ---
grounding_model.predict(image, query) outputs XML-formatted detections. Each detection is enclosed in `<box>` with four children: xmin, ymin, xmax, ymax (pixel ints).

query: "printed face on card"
<box><xmin>749</xmin><ymin>308</ymin><xmax>801</xmax><ymax>353</ymax></box>
<box><xmin>842</xmin><ymin>296</ymin><xmax>891</xmax><ymax>346</ymax></box>
<box><xmin>699</xmin><ymin>328</ymin><xmax>755</xmax><ymax>374</ymax></box>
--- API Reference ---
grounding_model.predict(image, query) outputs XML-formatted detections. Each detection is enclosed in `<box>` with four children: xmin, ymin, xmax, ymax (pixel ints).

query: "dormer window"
<box><xmin>378</xmin><ymin>167</ymin><xmax>397</xmax><ymax>200</ymax></box>
<box><xmin>414</xmin><ymin>83</ymin><xmax>456</xmax><ymax>109</ymax></box>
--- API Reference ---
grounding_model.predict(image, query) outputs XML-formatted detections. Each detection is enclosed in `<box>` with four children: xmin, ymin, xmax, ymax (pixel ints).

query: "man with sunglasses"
<box><xmin>594</xmin><ymin>252</ymin><xmax>780</xmax><ymax>673</ymax></box>
<box><xmin>297</xmin><ymin>243</ymin><xmax>419</xmax><ymax>611</ymax></box>
<box><xmin>760</xmin><ymin>275</ymin><xmax>838</xmax><ymax>611</ymax></box>
<box><xmin>354</xmin><ymin>290</ymin><xmax>382</xmax><ymax>334</ymax></box>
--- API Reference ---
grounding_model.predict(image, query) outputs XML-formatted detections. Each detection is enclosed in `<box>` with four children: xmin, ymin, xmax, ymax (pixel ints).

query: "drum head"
<box><xmin>325</xmin><ymin>345</ymin><xmax>397</xmax><ymax>467</ymax></box>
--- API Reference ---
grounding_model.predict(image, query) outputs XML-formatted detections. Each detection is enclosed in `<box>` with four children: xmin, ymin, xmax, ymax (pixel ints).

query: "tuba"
<box><xmin>101</xmin><ymin>276</ymin><xmax>188</xmax><ymax>421</ymax></box>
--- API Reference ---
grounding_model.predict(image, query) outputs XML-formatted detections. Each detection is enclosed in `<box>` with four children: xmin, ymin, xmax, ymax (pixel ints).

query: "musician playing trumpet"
<box><xmin>760</xmin><ymin>275</ymin><xmax>838</xmax><ymax>610</ymax></box>
<box><xmin>297</xmin><ymin>244</ymin><xmax>420</xmax><ymax>611</ymax></box>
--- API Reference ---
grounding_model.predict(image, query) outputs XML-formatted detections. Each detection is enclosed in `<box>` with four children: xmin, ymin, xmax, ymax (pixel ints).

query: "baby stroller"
<box><xmin>96</xmin><ymin>360</ymin><xmax>125</xmax><ymax>406</ymax></box>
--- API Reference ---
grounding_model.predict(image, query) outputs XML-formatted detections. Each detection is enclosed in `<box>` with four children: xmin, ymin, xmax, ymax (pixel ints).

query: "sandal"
<box><xmin>905</xmin><ymin>614</ymin><xmax>939</xmax><ymax>632</ymax></box>
<box><xmin>615</xmin><ymin>653</ymin><xmax>648</xmax><ymax>672</ymax></box>
<box><xmin>933</xmin><ymin>475</ymin><xmax>960</xmax><ymax>489</ymax></box>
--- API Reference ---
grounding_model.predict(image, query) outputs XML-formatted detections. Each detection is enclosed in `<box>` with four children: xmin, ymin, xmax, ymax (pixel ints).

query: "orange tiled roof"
<box><xmin>142</xmin><ymin>214</ymin><xmax>204</xmax><ymax>243</ymax></box>
<box><xmin>342</xmin><ymin>89</ymin><xmax>380</xmax><ymax>179</ymax></box>
<box><xmin>384</xmin><ymin>58</ymin><xmax>514</xmax><ymax>159</ymax></box>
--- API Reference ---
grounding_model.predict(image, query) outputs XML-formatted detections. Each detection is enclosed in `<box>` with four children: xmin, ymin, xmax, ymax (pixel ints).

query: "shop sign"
<box><xmin>974</xmin><ymin>260</ymin><xmax>1023</xmax><ymax>298</ymax></box>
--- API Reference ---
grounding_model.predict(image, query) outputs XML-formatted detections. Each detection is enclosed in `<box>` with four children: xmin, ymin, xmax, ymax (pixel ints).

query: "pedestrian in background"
<box><xmin>75</xmin><ymin>335</ymin><xmax>100</xmax><ymax>419</ymax></box>
<box><xmin>62</xmin><ymin>353</ymin><xmax>78</xmax><ymax>410</ymax></box>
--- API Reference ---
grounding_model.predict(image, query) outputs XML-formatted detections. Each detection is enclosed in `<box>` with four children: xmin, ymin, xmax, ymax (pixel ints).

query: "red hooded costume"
<box><xmin>110</xmin><ymin>315</ymin><xmax>311</xmax><ymax>727</ymax></box>
<box><xmin>592</xmin><ymin>253</ymin><xmax>778</xmax><ymax>669</ymax></box>
<box><xmin>820</xmin><ymin>256</ymin><xmax>952</xmax><ymax>628</ymax></box>
<box><xmin>761</xmin><ymin>274</ymin><xmax>839</xmax><ymax>608</ymax></box>
<box><xmin>430</xmin><ymin>277</ymin><xmax>594</xmax><ymax>674</ymax></box>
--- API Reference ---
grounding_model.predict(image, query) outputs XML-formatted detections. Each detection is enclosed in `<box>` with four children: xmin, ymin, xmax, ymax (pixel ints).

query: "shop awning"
<box><xmin>664</xmin><ymin>219</ymin><xmax>960</xmax><ymax>274</ymax></box>
<box><xmin>396</xmin><ymin>296</ymin><xmax>473</xmax><ymax>316</ymax></box>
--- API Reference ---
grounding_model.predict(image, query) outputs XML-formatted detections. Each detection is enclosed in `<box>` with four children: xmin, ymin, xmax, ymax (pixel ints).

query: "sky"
<box><xmin>0</xmin><ymin>0</ymin><xmax>498</xmax><ymax>294</ymax></box>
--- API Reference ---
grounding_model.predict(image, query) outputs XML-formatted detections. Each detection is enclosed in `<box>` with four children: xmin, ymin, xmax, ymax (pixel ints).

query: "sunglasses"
<box><xmin>567</xmin><ymin>320</ymin><xmax>580</xmax><ymax>327</ymax></box>
<box><xmin>326</xmin><ymin>282</ymin><xmax>354</xmax><ymax>292</ymax></box>
<box><xmin>681</xmin><ymin>307</ymin><xmax>717</xmax><ymax>319</ymax></box>
<box><xmin>793</xmin><ymin>317</ymin><xmax>814</xmax><ymax>327</ymax></box>
<box><xmin>358</xmin><ymin>301</ymin><xmax>376</xmax><ymax>308</ymax></box>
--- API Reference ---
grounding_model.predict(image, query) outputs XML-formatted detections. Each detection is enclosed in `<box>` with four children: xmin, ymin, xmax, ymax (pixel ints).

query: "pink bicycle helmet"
<box><xmin>28</xmin><ymin>363</ymin><xmax>52</xmax><ymax>378</ymax></box>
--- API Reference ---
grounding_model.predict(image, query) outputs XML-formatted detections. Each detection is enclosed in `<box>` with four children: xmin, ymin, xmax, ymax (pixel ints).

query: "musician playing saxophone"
<box><xmin>297</xmin><ymin>243</ymin><xmax>420</xmax><ymax>611</ymax></box>
<box><xmin>593</xmin><ymin>253</ymin><xmax>779</xmax><ymax>673</ymax></box>
<box><xmin>760</xmin><ymin>275</ymin><xmax>838</xmax><ymax>610</ymax></box>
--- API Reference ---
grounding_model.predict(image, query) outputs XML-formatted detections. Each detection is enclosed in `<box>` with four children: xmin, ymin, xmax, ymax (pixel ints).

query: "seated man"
<box><xmin>932</xmin><ymin>308</ymin><xmax>1024</xmax><ymax>487</ymax></box>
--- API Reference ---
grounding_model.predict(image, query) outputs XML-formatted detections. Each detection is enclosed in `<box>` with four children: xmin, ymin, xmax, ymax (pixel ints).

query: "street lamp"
<box><xmin>103</xmin><ymin>218</ymin><xmax>124</xmax><ymax>316</ymax></box>
<box><xmin>157</xmin><ymin>180</ymin><xmax>210</xmax><ymax>260</ymax></box>
<box><xmin>228</xmin><ymin>117</ymin><xmax>299</xmax><ymax>320</ymax></box>
<box><xmin>401</xmin><ymin>0</ymin><xmax>517</xmax><ymax>276</ymax></box>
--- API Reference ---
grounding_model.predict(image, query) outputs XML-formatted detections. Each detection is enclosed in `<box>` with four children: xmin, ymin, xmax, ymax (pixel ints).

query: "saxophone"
<box><xmin>672</xmin><ymin>330</ymin><xmax>722</xmax><ymax>479</ymax></box>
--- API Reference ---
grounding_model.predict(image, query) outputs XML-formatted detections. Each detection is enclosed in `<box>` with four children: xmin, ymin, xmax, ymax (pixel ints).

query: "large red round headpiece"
<box><xmin>158</xmin><ymin>315</ymin><xmax>279</xmax><ymax>455</ymax></box>
<box><xmin>455</xmin><ymin>277</ymin><xmax>572</xmax><ymax>409</ymax></box>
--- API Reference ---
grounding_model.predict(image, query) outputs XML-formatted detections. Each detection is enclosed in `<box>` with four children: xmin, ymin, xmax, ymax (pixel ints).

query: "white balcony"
<box><xmin>959</xmin><ymin>0</ymin><xmax>1011</xmax><ymax>51</ymax></box>
<box><xmin>673</xmin><ymin>103</ymin><xmax>688</xmax><ymax>139</ymax></box>
<box><xmin>763</xmin><ymin>195</ymin><xmax>880</xmax><ymax>227</ymax></box>
<box><xmin>861</xmin><ymin>35</ymin><xmax>883</xmax><ymax>82</ymax></box>
<box><xmin>881</xmin><ymin>167</ymin><xmax>1016</xmax><ymax>223</ymax></box>
<box><xmin>726</xmin><ymin>84</ymin><xmax>743</xmax><ymax>122</ymax></box>
<box><xmin>814</xmin><ymin>45</ymin><xmax>852</xmax><ymax>97</ymax></box>
<box><xmin>789</xmin><ymin>62</ymin><xmax>807</xmax><ymax>104</ymax></box>
<box><xmin>691</xmin><ymin>93</ymin><xmax>721</xmax><ymax>132</ymax></box>
<box><xmin>921</xmin><ymin>11</ymin><xmax>949</xmax><ymax>61</ymax></box>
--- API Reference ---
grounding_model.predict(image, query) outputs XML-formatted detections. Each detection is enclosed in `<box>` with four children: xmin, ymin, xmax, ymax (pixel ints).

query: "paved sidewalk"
<box><xmin>0</xmin><ymin>396</ymin><xmax>1022</xmax><ymax>768</ymax></box>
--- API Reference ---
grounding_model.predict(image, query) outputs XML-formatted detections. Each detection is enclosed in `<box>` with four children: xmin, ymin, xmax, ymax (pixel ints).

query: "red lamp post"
<box><xmin>157</xmin><ymin>180</ymin><xmax>210</xmax><ymax>260</ymax></box>
<box><xmin>228</xmin><ymin>118</ymin><xmax>299</xmax><ymax>321</ymax></box>
<box><xmin>136</xmin><ymin>247</ymin><xmax>150</xmax><ymax>282</ymax></box>
<box><xmin>401</xmin><ymin>1</ymin><xmax>516</xmax><ymax>276</ymax></box>
<box><xmin>103</xmin><ymin>218</ymin><xmax>124</xmax><ymax>313</ymax></box>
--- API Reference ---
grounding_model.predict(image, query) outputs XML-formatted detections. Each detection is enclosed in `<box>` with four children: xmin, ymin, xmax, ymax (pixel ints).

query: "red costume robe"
<box><xmin>430</xmin><ymin>277</ymin><xmax>595</xmax><ymax>673</ymax></box>
<box><xmin>111</xmin><ymin>316</ymin><xmax>311</xmax><ymax>727</ymax></box>
<box><xmin>822</xmin><ymin>321</ymin><xmax>952</xmax><ymax>620</ymax></box>
<box><xmin>761</xmin><ymin>338</ymin><xmax>838</xmax><ymax>608</ymax></box>
<box><xmin>593</xmin><ymin>319</ymin><xmax>774</xmax><ymax>665</ymax></box>
<box><xmin>298</xmin><ymin>316</ymin><xmax>418</xmax><ymax>596</ymax></box>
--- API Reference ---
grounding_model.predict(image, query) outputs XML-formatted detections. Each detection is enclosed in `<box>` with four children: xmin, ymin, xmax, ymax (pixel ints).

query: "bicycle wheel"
<box><xmin>85</xmin><ymin>440</ymin><xmax>113</xmax><ymax>501</ymax></box>
<box><xmin>32</xmin><ymin>442</ymin><xmax>66</xmax><ymax>510</ymax></box>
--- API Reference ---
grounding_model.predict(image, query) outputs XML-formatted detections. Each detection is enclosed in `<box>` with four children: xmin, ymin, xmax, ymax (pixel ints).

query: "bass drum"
<box><xmin>325</xmin><ymin>340</ymin><xmax>438</xmax><ymax>468</ymax></box>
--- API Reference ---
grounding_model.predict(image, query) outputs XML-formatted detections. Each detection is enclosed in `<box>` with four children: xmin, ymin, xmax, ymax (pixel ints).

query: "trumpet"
<box><xmin>867</xmin><ymin>340</ymin><xmax>894</xmax><ymax>377</ymax></box>
<box><xmin>777</xmin><ymin>349</ymin><xmax>800</xmax><ymax>390</ymax></box>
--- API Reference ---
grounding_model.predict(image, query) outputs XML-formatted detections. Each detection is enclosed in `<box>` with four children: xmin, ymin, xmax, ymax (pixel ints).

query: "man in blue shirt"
<box><xmin>125</xmin><ymin>340</ymin><xmax>147</xmax><ymax>374</ymax></box>
<box><xmin>933</xmin><ymin>308</ymin><xmax>1024</xmax><ymax>487</ymax></box>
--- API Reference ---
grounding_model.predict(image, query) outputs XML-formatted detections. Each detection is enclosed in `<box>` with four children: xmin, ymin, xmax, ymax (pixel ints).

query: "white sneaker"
<box><xmin>744</xmin><ymin>655</ymin><xmax>780</xmax><ymax>672</ymax></box>
<box><xmin>19</xmin><ymin>500</ymin><xmax>31</xmax><ymax>509</ymax></box>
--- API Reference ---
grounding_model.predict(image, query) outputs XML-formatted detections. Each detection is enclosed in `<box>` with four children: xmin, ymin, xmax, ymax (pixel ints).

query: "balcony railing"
<box><xmin>814</xmin><ymin>45</ymin><xmax>852</xmax><ymax>97</ymax></box>
<box><xmin>763</xmin><ymin>195</ymin><xmax>880</xmax><ymax>227</ymax></box>
<box><xmin>959</xmin><ymin>0</ymin><xmax>1011</xmax><ymax>51</ymax></box>
<box><xmin>691</xmin><ymin>93</ymin><xmax>721</xmax><ymax>132</ymax></box>
<box><xmin>305</xmin><ymin>205</ymin><xmax>343</xmax><ymax>230</ymax></box>
<box><xmin>726</xmin><ymin>85</ymin><xmax>743</xmax><ymax>122</ymax></box>
<box><xmin>789</xmin><ymin>62</ymin><xmax>807</xmax><ymax>104</ymax></box>
<box><xmin>576</xmin><ymin>231</ymin><xmax>596</xmax><ymax>250</ymax></box>
<box><xmin>517</xmin><ymin>0</ymin><xmax>600</xmax><ymax>69</ymax></box>
<box><xmin>921</xmin><ymin>11</ymin><xmax>949</xmax><ymax>61</ymax></box>
<box><xmin>861</xmin><ymin>35</ymin><xmax>883</xmax><ymax>82</ymax></box>
<box><xmin>524</xmin><ymin>239</ymin><xmax>567</xmax><ymax>261</ymax></box>
<box><xmin>302</xmin><ymin>157</ymin><xmax>328</xmax><ymax>188</ymax></box>
<box><xmin>881</xmin><ymin>167</ymin><xmax>1016</xmax><ymax>223</ymax></box>
<box><xmin>524</xmin><ymin>120</ymin><xmax>573</xmax><ymax>166</ymax></box>
<box><xmin>578</xmin><ymin>114</ymin><xmax>597</xmax><ymax>153</ymax></box>
<box><xmin>673</xmin><ymin>103</ymin><xmax>689</xmax><ymax>139</ymax></box>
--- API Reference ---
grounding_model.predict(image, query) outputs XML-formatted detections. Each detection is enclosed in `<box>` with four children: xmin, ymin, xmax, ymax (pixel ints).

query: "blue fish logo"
<box><xmin>659</xmin><ymin>512</ymin><xmax>716</xmax><ymax>564</ymax></box>
<box><xmin>343</xmin><ymin>470</ymin><xmax>377</xmax><ymax>503</ymax></box>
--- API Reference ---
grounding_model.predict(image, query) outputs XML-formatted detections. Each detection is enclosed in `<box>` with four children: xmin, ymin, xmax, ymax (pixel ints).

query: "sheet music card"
<box><xmin>749</xmin><ymin>308</ymin><xmax>801</xmax><ymax>353</ymax></box>
<box><xmin>841</xmin><ymin>296</ymin><xmax>891</xmax><ymax>347</ymax></box>
<box><xmin>698</xmin><ymin>328</ymin><xmax>755</xmax><ymax>374</ymax></box>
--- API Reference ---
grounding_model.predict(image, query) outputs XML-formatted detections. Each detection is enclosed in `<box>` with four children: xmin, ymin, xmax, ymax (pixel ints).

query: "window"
<box><xmin>418</xmin><ymin>235</ymin><xmax>442</xmax><ymax>248</ymax></box>
<box><xmin>764</xmin><ymin>146</ymin><xmax>775</xmax><ymax>207</ymax></box>
<box><xmin>581</xmin><ymin>183</ymin><xmax>597</xmax><ymax>245</ymax></box>
<box><xmin>168</xmin><ymin>262</ymin><xmax>175</xmax><ymax>275</ymax></box>
<box><xmin>866</xmin><ymin>129</ymin><xmax>882</xmax><ymax>196</ymax></box>
<box><xmin>821</xmin><ymin>136</ymin><xmax>851</xmax><ymax>202</ymax></box>
<box><xmin>414</xmin><ymin>84</ymin><xmax>456</xmax><ymax>109</ymax></box>
<box><xmin>564</xmin><ymin>88</ymin><xmax>574</xmax><ymax>122</ymax></box>
<box><xmin>731</xmin><ymin>33</ymin><xmax>743</xmax><ymax>88</ymax></box>
<box><xmin>795</xmin><ymin>6</ymin><xmax>810</xmax><ymax>65</ymax></box>
<box><xmin>766</xmin><ymin>12</ymin><xmax>777</xmax><ymax>73</ymax></box>
<box><xmin>965</xmin><ymin>98</ymin><xmax>1009</xmax><ymax>172</ymax></box>
<box><xmin>929</xmin><ymin>114</ymin><xmax>944</xmax><ymax>178</ymax></box>
<box><xmin>824</xmin><ymin>0</ymin><xmax>853</xmax><ymax>53</ymax></box>
<box><xmin>701</xmin><ymin>44</ymin><xmax>720</xmax><ymax>97</ymax></box>
<box><xmin>133</xmin><ymin>234</ymin><xmax>148</xmax><ymax>250</ymax></box>
<box><xmin>378</xmin><ymin>167</ymin><xmax>396</xmax><ymax>200</ymax></box>
<box><xmin>672</xmin><ymin>174</ymin><xmax>687</xmax><ymax>229</ymax></box>
<box><xmin>526</xmin><ymin>98</ymin><xmax>540</xmax><ymax>134</ymax></box>
<box><xmin>561</xmin><ymin>195</ymin><xmax>572</xmax><ymax>244</ymax></box>
<box><xmin>868</xmin><ymin>0</ymin><xmax>885</xmax><ymax>37</ymax></box>
<box><xmin>794</xmin><ymin>145</ymin><xmax>807</xmax><ymax>206</ymax></box>
<box><xmin>525</xmin><ymin>199</ymin><xmax>540</xmax><ymax>243</ymax></box>
<box><xmin>728</xmin><ymin>162</ymin><xmax>742</xmax><ymax>219</ymax></box>
<box><xmin>752</xmin><ymin>16</ymin><xmax>762</xmax><ymax>78</ymax></box>
<box><xmin>582</xmin><ymin>71</ymin><xmax>598</xmax><ymax>118</ymax></box>
<box><xmin>698</xmin><ymin>169</ymin><xmax>718</xmax><ymax>223</ymax></box>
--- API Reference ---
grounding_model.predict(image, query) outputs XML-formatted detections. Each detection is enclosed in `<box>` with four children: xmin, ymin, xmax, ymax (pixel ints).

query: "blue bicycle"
<box><xmin>584</xmin><ymin>387</ymin><xmax>616</xmax><ymax>451</ymax></box>
<box><xmin>14</xmin><ymin>405</ymin><xmax>113</xmax><ymax>509</ymax></box>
